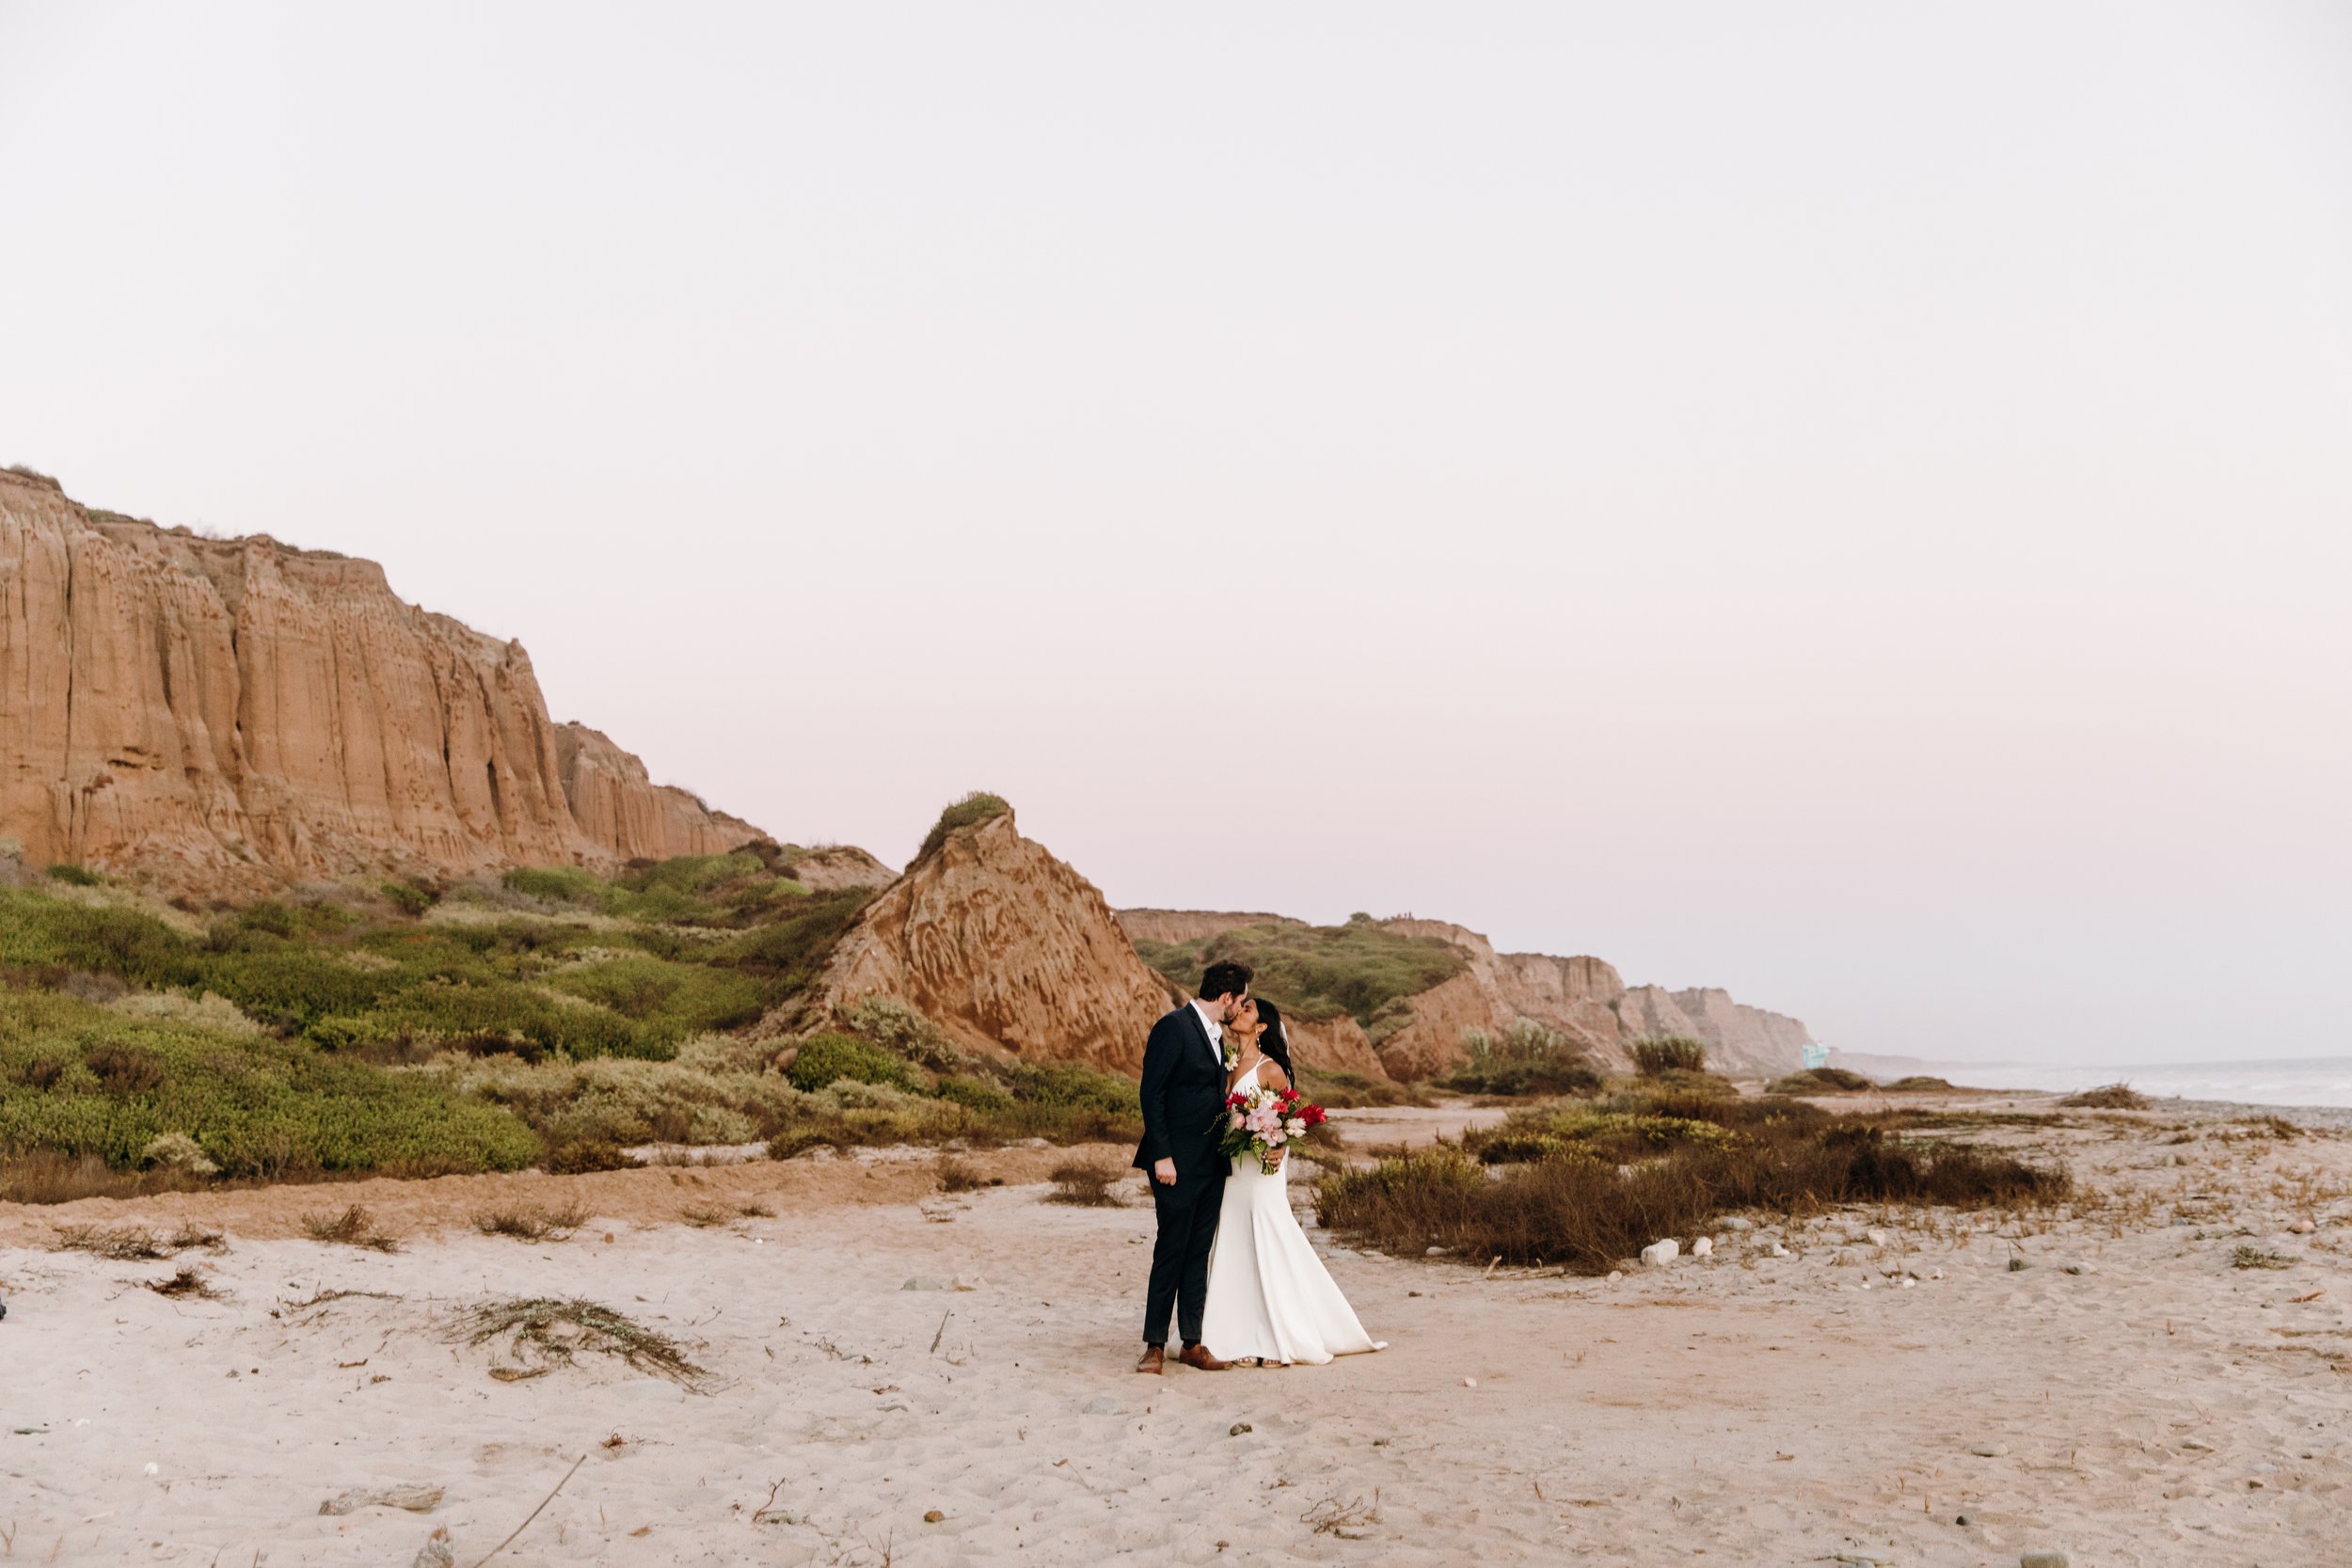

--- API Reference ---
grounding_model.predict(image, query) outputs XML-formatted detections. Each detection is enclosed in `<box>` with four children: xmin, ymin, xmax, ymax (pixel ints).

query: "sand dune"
<box><xmin>3</xmin><ymin>1097</ymin><xmax>2347</xmax><ymax>1565</ymax></box>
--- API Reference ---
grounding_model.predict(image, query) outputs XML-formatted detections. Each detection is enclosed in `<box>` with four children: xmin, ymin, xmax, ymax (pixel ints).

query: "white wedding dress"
<box><xmin>1200</xmin><ymin>1061</ymin><xmax>1386</xmax><ymax>1366</ymax></box>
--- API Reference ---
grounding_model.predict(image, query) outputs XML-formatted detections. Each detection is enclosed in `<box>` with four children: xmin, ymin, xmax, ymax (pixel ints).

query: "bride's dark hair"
<box><xmin>1254</xmin><ymin>997</ymin><xmax>1286</xmax><ymax>1056</ymax></box>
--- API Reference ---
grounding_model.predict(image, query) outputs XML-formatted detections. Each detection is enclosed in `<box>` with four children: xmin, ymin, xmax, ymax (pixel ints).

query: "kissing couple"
<box><xmin>1130</xmin><ymin>959</ymin><xmax>1386</xmax><ymax>1373</ymax></box>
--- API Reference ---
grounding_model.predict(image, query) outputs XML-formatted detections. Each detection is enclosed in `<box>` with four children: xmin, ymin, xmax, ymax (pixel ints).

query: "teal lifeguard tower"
<box><xmin>1801</xmin><ymin>1043</ymin><xmax>1830</xmax><ymax>1070</ymax></box>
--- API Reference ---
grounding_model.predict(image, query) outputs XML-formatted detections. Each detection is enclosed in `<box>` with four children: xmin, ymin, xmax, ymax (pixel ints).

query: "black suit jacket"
<box><xmin>1132</xmin><ymin>1004</ymin><xmax>1230</xmax><ymax>1179</ymax></box>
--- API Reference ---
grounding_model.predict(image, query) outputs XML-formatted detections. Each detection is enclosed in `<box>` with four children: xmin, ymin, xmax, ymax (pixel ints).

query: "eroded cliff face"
<box><xmin>805</xmin><ymin>809</ymin><xmax>1177</xmax><ymax>1073</ymax></box>
<box><xmin>0</xmin><ymin>467</ymin><xmax>761</xmax><ymax>891</ymax></box>
<box><xmin>554</xmin><ymin>722</ymin><xmax>761</xmax><ymax>864</ymax></box>
<box><xmin>1371</xmin><ymin>919</ymin><xmax>1632</xmax><ymax>1080</ymax></box>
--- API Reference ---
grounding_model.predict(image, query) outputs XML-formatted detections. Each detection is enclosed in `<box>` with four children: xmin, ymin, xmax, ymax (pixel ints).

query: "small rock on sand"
<box><xmin>2019</xmin><ymin>1553</ymin><xmax>2071</xmax><ymax>1568</ymax></box>
<box><xmin>1723</xmin><ymin>1217</ymin><xmax>1754</xmax><ymax>1232</ymax></box>
<box><xmin>902</xmin><ymin>1277</ymin><xmax>951</xmax><ymax>1291</ymax></box>
<box><xmin>1966</xmin><ymin>1442</ymin><xmax>2010</xmax><ymax>1458</ymax></box>
<box><xmin>1691</xmin><ymin>1238</ymin><xmax>1713</xmax><ymax>1259</ymax></box>
<box><xmin>1229</xmin><ymin>1422</ymin><xmax>1252</xmax><ymax>1435</ymax></box>
<box><xmin>321</xmin><ymin>1483</ymin><xmax>443</xmax><ymax>1515</ymax></box>
<box><xmin>1640</xmin><ymin>1240</ymin><xmax>1678</xmax><ymax>1268</ymax></box>
<box><xmin>1081</xmin><ymin>1396</ymin><xmax>1120</xmax><ymax>1416</ymax></box>
<box><xmin>1866</xmin><ymin>1228</ymin><xmax>1889</xmax><ymax>1247</ymax></box>
<box><xmin>1769</xmin><ymin>1243</ymin><xmax>1789</xmax><ymax>1258</ymax></box>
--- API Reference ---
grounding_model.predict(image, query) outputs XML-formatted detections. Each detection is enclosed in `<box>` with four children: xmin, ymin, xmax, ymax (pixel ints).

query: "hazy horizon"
<box><xmin>4</xmin><ymin>3</ymin><xmax>2347</xmax><ymax>1067</ymax></box>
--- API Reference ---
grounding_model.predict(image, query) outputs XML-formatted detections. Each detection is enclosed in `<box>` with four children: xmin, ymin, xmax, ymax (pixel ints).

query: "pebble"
<box><xmin>1229</xmin><ymin>1422</ymin><xmax>1252</xmax><ymax>1436</ymax></box>
<box><xmin>144</xmin><ymin>1463</ymin><xmax>159</xmax><ymax>1477</ymax></box>
<box><xmin>1640</xmin><ymin>1239</ymin><xmax>1679</xmax><ymax>1268</ymax></box>
<box><xmin>1691</xmin><ymin>1238</ymin><xmax>1713</xmax><ymax>1259</ymax></box>
<box><xmin>1424</xmin><ymin>1246</ymin><xmax>1446</xmax><ymax>1257</ymax></box>
<box><xmin>1768</xmin><ymin>1243</ymin><xmax>1789</xmax><ymax>1258</ymax></box>
<box><xmin>1606</xmin><ymin>1271</ymin><xmax>1622</xmax><ymax>1283</ymax></box>
<box><xmin>2289</xmin><ymin>1220</ymin><xmax>2316</xmax><ymax>1234</ymax></box>
<box><xmin>2019</xmin><ymin>1553</ymin><xmax>2071</xmax><ymax>1568</ymax></box>
<box><xmin>1866</xmin><ymin>1228</ymin><xmax>1889</xmax><ymax>1247</ymax></box>
<box><xmin>924</xmin><ymin>1510</ymin><xmax>945</xmax><ymax>1523</ymax></box>
<box><xmin>1722</xmin><ymin>1217</ymin><xmax>1754</xmax><ymax>1232</ymax></box>
<box><xmin>1954</xmin><ymin>1513</ymin><xmax>1972</xmax><ymax>1527</ymax></box>
<box><xmin>901</xmin><ymin>1277</ymin><xmax>951</xmax><ymax>1292</ymax></box>
<box><xmin>1462</xmin><ymin>1377</ymin><xmax>1478</xmax><ymax>1388</ymax></box>
<box><xmin>1967</xmin><ymin>1442</ymin><xmax>2010</xmax><ymax>1458</ymax></box>
<box><xmin>1081</xmin><ymin>1397</ymin><xmax>1120</xmax><ymax>1416</ymax></box>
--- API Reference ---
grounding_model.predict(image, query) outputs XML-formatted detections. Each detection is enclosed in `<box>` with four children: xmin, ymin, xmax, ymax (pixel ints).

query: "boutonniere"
<box><xmin>1223</xmin><ymin>1044</ymin><xmax>1239</xmax><ymax>1071</ymax></box>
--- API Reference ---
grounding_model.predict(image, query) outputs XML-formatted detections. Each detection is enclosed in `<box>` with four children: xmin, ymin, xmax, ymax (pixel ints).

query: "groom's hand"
<box><xmin>1153</xmin><ymin>1158</ymin><xmax>1177</xmax><ymax>1185</ymax></box>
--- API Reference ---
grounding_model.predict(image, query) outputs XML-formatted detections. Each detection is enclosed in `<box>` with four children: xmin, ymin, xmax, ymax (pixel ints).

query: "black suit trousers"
<box><xmin>1142</xmin><ymin>1164</ymin><xmax>1227</xmax><ymax>1346</ymax></box>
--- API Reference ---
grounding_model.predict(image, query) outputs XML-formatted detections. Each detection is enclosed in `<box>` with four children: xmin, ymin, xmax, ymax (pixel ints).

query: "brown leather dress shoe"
<box><xmin>1135</xmin><ymin>1344</ymin><xmax>1166</xmax><ymax>1375</ymax></box>
<box><xmin>1176</xmin><ymin>1343</ymin><xmax>1232</xmax><ymax>1371</ymax></box>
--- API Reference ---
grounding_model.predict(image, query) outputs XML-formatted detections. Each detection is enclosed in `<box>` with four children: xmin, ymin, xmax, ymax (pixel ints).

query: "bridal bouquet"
<box><xmin>1216</xmin><ymin>1084</ymin><xmax>1327</xmax><ymax>1175</ymax></box>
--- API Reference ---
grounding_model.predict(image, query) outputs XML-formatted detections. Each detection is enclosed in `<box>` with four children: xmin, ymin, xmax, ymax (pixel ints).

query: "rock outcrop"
<box><xmin>786</xmin><ymin>844</ymin><xmax>898</xmax><ymax>892</ymax></box>
<box><xmin>1369</xmin><ymin>919</ymin><xmax>1633</xmax><ymax>1080</ymax></box>
<box><xmin>0</xmin><ymin>467</ymin><xmax>765</xmax><ymax>892</ymax></box>
<box><xmin>803</xmin><ymin>808</ymin><xmax>1178</xmax><ymax>1073</ymax></box>
<box><xmin>1117</xmin><ymin>909</ymin><xmax>1308</xmax><ymax>945</ymax></box>
<box><xmin>553</xmin><ymin>722</ymin><xmax>760</xmax><ymax>863</ymax></box>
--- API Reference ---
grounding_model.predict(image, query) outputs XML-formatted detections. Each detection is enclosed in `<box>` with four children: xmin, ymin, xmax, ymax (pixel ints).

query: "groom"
<box><xmin>1131</xmin><ymin>958</ymin><xmax>1254</xmax><ymax>1373</ymax></box>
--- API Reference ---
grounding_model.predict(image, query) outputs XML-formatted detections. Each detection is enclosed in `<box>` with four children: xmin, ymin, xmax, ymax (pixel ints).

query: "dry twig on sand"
<box><xmin>456</xmin><ymin>1296</ymin><xmax>711</xmax><ymax>1389</ymax></box>
<box><xmin>142</xmin><ymin>1266</ymin><xmax>224</xmax><ymax>1300</ymax></box>
<box><xmin>51</xmin><ymin>1222</ymin><xmax>221</xmax><ymax>1260</ymax></box>
<box><xmin>1303</xmin><ymin>1488</ymin><xmax>1383</xmax><ymax>1538</ymax></box>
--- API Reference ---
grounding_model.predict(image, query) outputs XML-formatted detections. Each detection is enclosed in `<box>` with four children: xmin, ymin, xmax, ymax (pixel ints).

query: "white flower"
<box><xmin>1286</xmin><ymin>1117</ymin><xmax>1306</xmax><ymax>1135</ymax></box>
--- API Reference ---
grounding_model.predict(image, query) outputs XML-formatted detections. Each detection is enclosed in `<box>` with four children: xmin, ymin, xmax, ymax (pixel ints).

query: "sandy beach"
<box><xmin>3</xmin><ymin>1094</ymin><xmax>2347</xmax><ymax>1567</ymax></box>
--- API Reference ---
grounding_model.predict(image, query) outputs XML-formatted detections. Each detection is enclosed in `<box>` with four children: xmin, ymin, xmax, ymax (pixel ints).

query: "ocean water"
<box><xmin>1934</xmin><ymin>1056</ymin><xmax>2352</xmax><ymax>1110</ymax></box>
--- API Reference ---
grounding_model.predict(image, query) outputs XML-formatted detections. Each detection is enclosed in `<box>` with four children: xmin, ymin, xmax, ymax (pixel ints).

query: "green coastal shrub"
<box><xmin>0</xmin><ymin>989</ymin><xmax>538</xmax><ymax>1178</ymax></box>
<box><xmin>916</xmin><ymin>792</ymin><xmax>1011</xmax><ymax>861</ymax></box>
<box><xmin>1133</xmin><ymin>920</ymin><xmax>1467</xmax><ymax>1041</ymax></box>
<box><xmin>787</xmin><ymin>1032</ymin><xmax>919</xmax><ymax>1093</ymax></box>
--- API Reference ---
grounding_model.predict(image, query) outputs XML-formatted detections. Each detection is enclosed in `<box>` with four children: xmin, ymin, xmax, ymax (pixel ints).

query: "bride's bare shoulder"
<box><xmin>1261</xmin><ymin>1061</ymin><xmax>1292</xmax><ymax>1093</ymax></box>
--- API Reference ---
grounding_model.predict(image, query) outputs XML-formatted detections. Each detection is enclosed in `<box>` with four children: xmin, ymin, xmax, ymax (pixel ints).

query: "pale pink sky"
<box><xmin>4</xmin><ymin>4</ymin><xmax>2347</xmax><ymax>1064</ymax></box>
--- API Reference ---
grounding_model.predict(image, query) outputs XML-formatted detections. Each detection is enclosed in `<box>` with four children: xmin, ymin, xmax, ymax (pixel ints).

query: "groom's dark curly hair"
<box><xmin>1198</xmin><ymin>959</ymin><xmax>1253</xmax><ymax>1002</ymax></box>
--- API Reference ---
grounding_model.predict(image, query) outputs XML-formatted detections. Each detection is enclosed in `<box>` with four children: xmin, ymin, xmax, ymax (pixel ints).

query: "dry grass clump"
<box><xmin>1887</xmin><ymin>1075</ymin><xmax>1956</xmax><ymax>1092</ymax></box>
<box><xmin>2231</xmin><ymin>1245</ymin><xmax>2294</xmax><ymax>1271</ymax></box>
<box><xmin>144</xmin><ymin>1266</ymin><xmax>224</xmax><ymax>1299</ymax></box>
<box><xmin>456</xmin><ymin>1296</ymin><xmax>709</xmax><ymax>1387</ymax></box>
<box><xmin>1046</xmin><ymin>1161</ymin><xmax>1124</xmax><ymax>1207</ymax></box>
<box><xmin>2060</xmin><ymin>1083</ymin><xmax>2150</xmax><ymax>1110</ymax></box>
<box><xmin>1629</xmin><ymin>1037</ymin><xmax>1708</xmax><ymax>1076</ymax></box>
<box><xmin>472</xmin><ymin>1202</ymin><xmax>587</xmax><ymax>1242</ymax></box>
<box><xmin>1320</xmin><ymin>1117</ymin><xmax>2070</xmax><ymax>1275</ymax></box>
<box><xmin>51</xmin><ymin>1223</ymin><xmax>171</xmax><ymax>1260</ymax></box>
<box><xmin>678</xmin><ymin>1203</ymin><xmax>734</xmax><ymax>1227</ymax></box>
<box><xmin>935</xmin><ymin>1155</ymin><xmax>993</xmax><ymax>1193</ymax></box>
<box><xmin>299</xmin><ymin>1204</ymin><xmax>401</xmax><ymax>1252</ymax></box>
<box><xmin>1767</xmin><ymin>1067</ymin><xmax>1874</xmax><ymax>1094</ymax></box>
<box><xmin>2</xmin><ymin>1150</ymin><xmax>196</xmax><ymax>1205</ymax></box>
<box><xmin>1439</xmin><ymin>1022</ymin><xmax>1602</xmax><ymax>1099</ymax></box>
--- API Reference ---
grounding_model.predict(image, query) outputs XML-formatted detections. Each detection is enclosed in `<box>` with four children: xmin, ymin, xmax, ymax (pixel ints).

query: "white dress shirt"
<box><xmin>1189</xmin><ymin>998</ymin><xmax>1225</xmax><ymax>1064</ymax></box>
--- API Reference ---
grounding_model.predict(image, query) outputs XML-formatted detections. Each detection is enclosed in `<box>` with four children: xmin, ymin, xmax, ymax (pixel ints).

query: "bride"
<box><xmin>1200</xmin><ymin>998</ymin><xmax>1386</xmax><ymax>1367</ymax></box>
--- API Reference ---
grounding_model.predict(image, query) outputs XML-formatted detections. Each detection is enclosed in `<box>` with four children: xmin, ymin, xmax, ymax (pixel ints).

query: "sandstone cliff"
<box><xmin>554</xmin><ymin>722</ymin><xmax>761</xmax><ymax>863</ymax></box>
<box><xmin>1117</xmin><ymin>909</ymin><xmax>1308</xmax><ymax>945</ymax></box>
<box><xmin>802</xmin><ymin>808</ymin><xmax>1179</xmax><ymax>1073</ymax></box>
<box><xmin>0</xmin><ymin>467</ymin><xmax>764</xmax><ymax>891</ymax></box>
<box><xmin>785</xmin><ymin>844</ymin><xmax>898</xmax><ymax>892</ymax></box>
